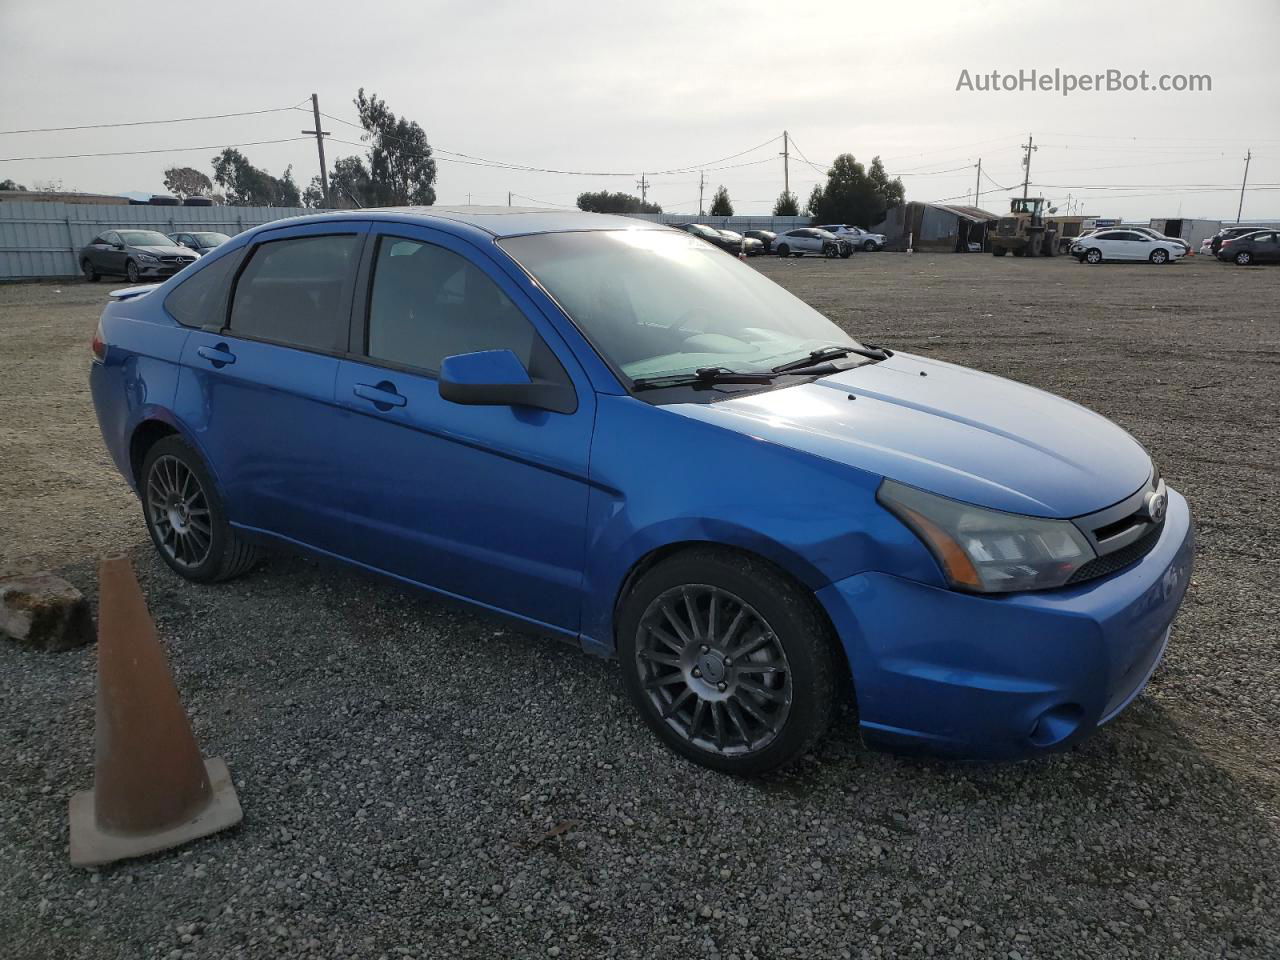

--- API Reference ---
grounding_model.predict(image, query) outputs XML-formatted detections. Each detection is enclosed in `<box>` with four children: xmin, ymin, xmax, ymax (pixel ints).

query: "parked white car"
<box><xmin>818</xmin><ymin>224</ymin><xmax>886</xmax><ymax>251</ymax></box>
<box><xmin>1071</xmin><ymin>229</ymin><xmax>1186</xmax><ymax>264</ymax></box>
<box><xmin>773</xmin><ymin>228</ymin><xmax>850</xmax><ymax>258</ymax></box>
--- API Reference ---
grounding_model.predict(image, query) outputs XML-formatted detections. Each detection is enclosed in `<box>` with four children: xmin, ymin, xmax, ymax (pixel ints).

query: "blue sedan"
<box><xmin>89</xmin><ymin>208</ymin><xmax>1193</xmax><ymax>774</ymax></box>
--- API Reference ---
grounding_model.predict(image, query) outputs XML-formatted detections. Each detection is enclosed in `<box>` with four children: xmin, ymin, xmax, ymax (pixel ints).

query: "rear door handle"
<box><xmin>353</xmin><ymin>381</ymin><xmax>407</xmax><ymax>408</ymax></box>
<box><xmin>196</xmin><ymin>344</ymin><xmax>236</xmax><ymax>366</ymax></box>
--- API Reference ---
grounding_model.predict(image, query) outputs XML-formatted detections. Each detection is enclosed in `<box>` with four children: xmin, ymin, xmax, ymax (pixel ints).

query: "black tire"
<box><xmin>863</xmin><ymin>240</ymin><xmax>876</xmax><ymax>252</ymax></box>
<box><xmin>839</xmin><ymin>248</ymin><xmax>852</xmax><ymax>259</ymax></box>
<box><xmin>617</xmin><ymin>547</ymin><xmax>839</xmax><ymax>776</ymax></box>
<box><xmin>992</xmin><ymin>246</ymin><xmax>1007</xmax><ymax>257</ymax></box>
<box><xmin>126</xmin><ymin>259</ymin><xmax>140</xmax><ymax>284</ymax></box>
<box><xmin>140</xmin><ymin>436</ymin><xmax>259</xmax><ymax>583</ymax></box>
<box><xmin>1235</xmin><ymin>251</ymin><xmax>1252</xmax><ymax>265</ymax></box>
<box><xmin>1150</xmin><ymin>249</ymin><xmax>1169</xmax><ymax>265</ymax></box>
<box><xmin>776</xmin><ymin>243</ymin><xmax>790</xmax><ymax>257</ymax></box>
<box><xmin>81</xmin><ymin>259</ymin><xmax>100</xmax><ymax>282</ymax></box>
<box><xmin>1085</xmin><ymin>248</ymin><xmax>1103</xmax><ymax>264</ymax></box>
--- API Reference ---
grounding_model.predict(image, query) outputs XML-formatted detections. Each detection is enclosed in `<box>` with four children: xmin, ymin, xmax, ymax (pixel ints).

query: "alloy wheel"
<box><xmin>146</xmin><ymin>454</ymin><xmax>213</xmax><ymax>569</ymax></box>
<box><xmin>127</xmin><ymin>261</ymin><xmax>139</xmax><ymax>283</ymax></box>
<box><xmin>634</xmin><ymin>584</ymin><xmax>793</xmax><ymax>757</ymax></box>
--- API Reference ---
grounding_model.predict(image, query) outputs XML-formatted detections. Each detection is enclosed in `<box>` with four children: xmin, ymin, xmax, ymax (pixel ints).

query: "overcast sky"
<box><xmin>2</xmin><ymin>0</ymin><xmax>1277</xmax><ymax>221</ymax></box>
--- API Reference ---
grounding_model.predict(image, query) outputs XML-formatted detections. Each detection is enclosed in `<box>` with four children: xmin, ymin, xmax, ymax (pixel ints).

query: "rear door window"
<box><xmin>228</xmin><ymin>234</ymin><xmax>361</xmax><ymax>353</ymax></box>
<box><xmin>165</xmin><ymin>249</ymin><xmax>244</xmax><ymax>328</ymax></box>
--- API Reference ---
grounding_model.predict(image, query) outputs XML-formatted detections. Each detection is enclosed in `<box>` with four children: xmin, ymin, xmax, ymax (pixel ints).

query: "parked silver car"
<box><xmin>818</xmin><ymin>224</ymin><xmax>886</xmax><ymax>251</ymax></box>
<box><xmin>166</xmin><ymin>231</ymin><xmax>231</xmax><ymax>256</ymax></box>
<box><xmin>79</xmin><ymin>230</ymin><xmax>198</xmax><ymax>283</ymax></box>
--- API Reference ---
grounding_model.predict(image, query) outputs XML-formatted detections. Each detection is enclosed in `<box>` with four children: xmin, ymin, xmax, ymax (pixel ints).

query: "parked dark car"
<box><xmin>1210</xmin><ymin>225</ymin><xmax>1268</xmax><ymax>255</ymax></box>
<box><xmin>674</xmin><ymin>223</ymin><xmax>741</xmax><ymax>254</ymax></box>
<box><xmin>168</xmin><ymin>231</ymin><xmax>231</xmax><ymax>256</ymax></box>
<box><xmin>1217</xmin><ymin>229</ymin><xmax>1280</xmax><ymax>265</ymax></box>
<box><xmin>718</xmin><ymin>229</ymin><xmax>763</xmax><ymax>256</ymax></box>
<box><xmin>743</xmin><ymin>229</ymin><xmax>777</xmax><ymax>252</ymax></box>
<box><xmin>80</xmin><ymin>230</ymin><xmax>199</xmax><ymax>283</ymax></box>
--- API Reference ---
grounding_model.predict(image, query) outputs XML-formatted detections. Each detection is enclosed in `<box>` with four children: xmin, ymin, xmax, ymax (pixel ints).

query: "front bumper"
<box><xmin>817</xmin><ymin>489</ymin><xmax>1194</xmax><ymax>761</ymax></box>
<box><xmin>137</xmin><ymin>260</ymin><xmax>195</xmax><ymax>277</ymax></box>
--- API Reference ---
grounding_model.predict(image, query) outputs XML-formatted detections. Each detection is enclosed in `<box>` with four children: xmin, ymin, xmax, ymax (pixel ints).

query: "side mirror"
<box><xmin>112</xmin><ymin>242</ymin><xmax>125</xmax><ymax>250</ymax></box>
<box><xmin>438</xmin><ymin>349</ymin><xmax>576</xmax><ymax>414</ymax></box>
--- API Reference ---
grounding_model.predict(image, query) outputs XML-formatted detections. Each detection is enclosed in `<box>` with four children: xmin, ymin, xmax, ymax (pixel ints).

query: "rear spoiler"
<box><xmin>108</xmin><ymin>283</ymin><xmax>161</xmax><ymax>302</ymax></box>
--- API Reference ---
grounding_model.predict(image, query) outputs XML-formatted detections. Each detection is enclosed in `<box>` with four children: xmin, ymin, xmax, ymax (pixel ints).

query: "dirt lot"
<box><xmin>1</xmin><ymin>254</ymin><xmax>1278</xmax><ymax>959</ymax></box>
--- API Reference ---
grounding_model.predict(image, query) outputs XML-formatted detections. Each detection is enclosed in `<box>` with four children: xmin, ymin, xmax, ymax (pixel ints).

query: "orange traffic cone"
<box><xmin>69</xmin><ymin>555</ymin><xmax>242</xmax><ymax>867</ymax></box>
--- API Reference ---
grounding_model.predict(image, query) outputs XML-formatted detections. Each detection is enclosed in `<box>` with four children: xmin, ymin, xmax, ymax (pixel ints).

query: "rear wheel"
<box><xmin>126</xmin><ymin>259</ymin><xmax>140</xmax><ymax>283</ymax></box>
<box><xmin>1235</xmin><ymin>251</ymin><xmax>1252</xmax><ymax>265</ymax></box>
<box><xmin>618</xmin><ymin>548</ymin><xmax>838</xmax><ymax>776</ymax></box>
<box><xmin>141</xmin><ymin>436</ymin><xmax>260</xmax><ymax>583</ymax></box>
<box><xmin>1150</xmin><ymin>248</ymin><xmax>1169</xmax><ymax>264</ymax></box>
<box><xmin>81</xmin><ymin>259</ymin><xmax>99</xmax><ymax>282</ymax></box>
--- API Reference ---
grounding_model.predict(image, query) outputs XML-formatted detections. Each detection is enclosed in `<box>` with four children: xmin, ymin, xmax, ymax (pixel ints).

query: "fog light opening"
<box><xmin>1028</xmin><ymin>703</ymin><xmax>1085</xmax><ymax>748</ymax></box>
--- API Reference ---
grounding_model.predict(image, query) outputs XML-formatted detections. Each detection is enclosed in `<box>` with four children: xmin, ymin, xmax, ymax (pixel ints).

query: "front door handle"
<box><xmin>353</xmin><ymin>381</ymin><xmax>407</xmax><ymax>409</ymax></box>
<box><xmin>196</xmin><ymin>344</ymin><xmax>236</xmax><ymax>366</ymax></box>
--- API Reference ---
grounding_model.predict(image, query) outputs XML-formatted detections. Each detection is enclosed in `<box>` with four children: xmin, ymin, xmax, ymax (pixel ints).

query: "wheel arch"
<box><xmin>127</xmin><ymin>414</ymin><xmax>225</xmax><ymax>499</ymax></box>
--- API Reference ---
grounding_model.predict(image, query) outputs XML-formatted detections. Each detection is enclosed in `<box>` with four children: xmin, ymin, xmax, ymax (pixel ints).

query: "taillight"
<box><xmin>91</xmin><ymin>320</ymin><xmax>107</xmax><ymax>363</ymax></box>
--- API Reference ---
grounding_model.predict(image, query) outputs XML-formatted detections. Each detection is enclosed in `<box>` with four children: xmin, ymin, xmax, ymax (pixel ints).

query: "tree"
<box><xmin>210</xmin><ymin>149</ymin><xmax>301</xmax><ymax>206</ymax></box>
<box><xmin>163</xmin><ymin>166</ymin><xmax>212</xmax><ymax>199</ymax></box>
<box><xmin>772</xmin><ymin>191</ymin><xmax>799</xmax><ymax>216</ymax></box>
<box><xmin>708</xmin><ymin>185</ymin><xmax>733</xmax><ymax>217</ymax></box>
<box><xmin>0</xmin><ymin>179</ymin><xmax>27</xmax><ymax>191</ymax></box>
<box><xmin>353</xmin><ymin>88</ymin><xmax>437</xmax><ymax>206</ymax></box>
<box><xmin>303</xmin><ymin>155</ymin><xmax>375</xmax><ymax>208</ymax></box>
<box><xmin>575</xmin><ymin>190</ymin><xmax>662</xmax><ymax>214</ymax></box>
<box><xmin>804</xmin><ymin>185</ymin><xmax>824</xmax><ymax>218</ymax></box>
<box><xmin>808</xmin><ymin>153</ymin><xmax>903</xmax><ymax>227</ymax></box>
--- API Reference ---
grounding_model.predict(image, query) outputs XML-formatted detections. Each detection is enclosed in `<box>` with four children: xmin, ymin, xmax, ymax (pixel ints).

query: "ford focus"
<box><xmin>89</xmin><ymin>208</ymin><xmax>1193</xmax><ymax>774</ymax></box>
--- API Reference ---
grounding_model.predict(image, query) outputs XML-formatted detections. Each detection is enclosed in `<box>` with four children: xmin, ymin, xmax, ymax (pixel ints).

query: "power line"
<box><xmin>0</xmin><ymin>101</ymin><xmax>310</xmax><ymax>136</ymax></box>
<box><xmin>0</xmin><ymin>137</ymin><xmax>311</xmax><ymax>163</ymax></box>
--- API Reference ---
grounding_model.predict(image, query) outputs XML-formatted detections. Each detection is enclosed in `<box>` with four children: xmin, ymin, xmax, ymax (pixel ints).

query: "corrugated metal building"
<box><xmin>871</xmin><ymin>202</ymin><xmax>1000</xmax><ymax>252</ymax></box>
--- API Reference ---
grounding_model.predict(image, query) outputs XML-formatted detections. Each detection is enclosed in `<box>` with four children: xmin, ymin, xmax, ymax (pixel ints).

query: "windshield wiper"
<box><xmin>771</xmin><ymin>344</ymin><xmax>891</xmax><ymax>374</ymax></box>
<box><xmin>631</xmin><ymin>366</ymin><xmax>779</xmax><ymax>391</ymax></box>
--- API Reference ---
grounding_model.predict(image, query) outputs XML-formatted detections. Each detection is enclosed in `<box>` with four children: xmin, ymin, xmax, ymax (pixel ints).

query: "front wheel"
<box><xmin>1085</xmin><ymin>248</ymin><xmax>1103</xmax><ymax>264</ymax></box>
<box><xmin>125</xmin><ymin>260</ymin><xmax>140</xmax><ymax>283</ymax></box>
<box><xmin>840</xmin><ymin>248</ymin><xmax>852</xmax><ymax>259</ymax></box>
<box><xmin>863</xmin><ymin>240</ymin><xmax>876</xmax><ymax>252</ymax></box>
<box><xmin>618</xmin><ymin>548</ymin><xmax>838</xmax><ymax>776</ymax></box>
<box><xmin>776</xmin><ymin>243</ymin><xmax>790</xmax><ymax>257</ymax></box>
<box><xmin>992</xmin><ymin>246</ymin><xmax>1007</xmax><ymax>257</ymax></box>
<box><xmin>1235</xmin><ymin>251</ymin><xmax>1252</xmax><ymax>265</ymax></box>
<box><xmin>141</xmin><ymin>436</ymin><xmax>260</xmax><ymax>583</ymax></box>
<box><xmin>1150</xmin><ymin>249</ymin><xmax>1169</xmax><ymax>264</ymax></box>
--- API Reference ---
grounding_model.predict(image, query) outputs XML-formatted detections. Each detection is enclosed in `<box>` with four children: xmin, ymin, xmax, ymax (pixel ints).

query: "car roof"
<box><xmin>243</xmin><ymin>206</ymin><xmax>668</xmax><ymax>242</ymax></box>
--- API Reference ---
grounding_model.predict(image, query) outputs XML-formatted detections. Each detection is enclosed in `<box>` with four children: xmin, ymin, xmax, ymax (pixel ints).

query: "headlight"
<box><xmin>877</xmin><ymin>479</ymin><xmax>1095</xmax><ymax>593</ymax></box>
<box><xmin>136</xmin><ymin>253</ymin><xmax>158</xmax><ymax>263</ymax></box>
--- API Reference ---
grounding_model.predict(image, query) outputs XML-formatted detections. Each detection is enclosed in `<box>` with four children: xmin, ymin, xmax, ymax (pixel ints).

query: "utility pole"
<box><xmin>301</xmin><ymin>93</ymin><xmax>331</xmax><ymax>208</ymax></box>
<box><xmin>466</xmin><ymin>192</ymin><xmax>472</xmax><ymax>205</ymax></box>
<box><xmin>636</xmin><ymin>173</ymin><xmax>648</xmax><ymax>204</ymax></box>
<box><xmin>508</xmin><ymin>191</ymin><xmax>512</xmax><ymax>207</ymax></box>
<box><xmin>1236</xmin><ymin>149</ymin><xmax>1252</xmax><ymax>223</ymax></box>
<box><xmin>698</xmin><ymin>171</ymin><xmax>706</xmax><ymax>216</ymax></box>
<box><xmin>974</xmin><ymin>158</ymin><xmax>982</xmax><ymax>207</ymax></box>
<box><xmin>780</xmin><ymin>130</ymin><xmax>790</xmax><ymax>198</ymax></box>
<box><xmin>1020</xmin><ymin>134</ymin><xmax>1037</xmax><ymax>199</ymax></box>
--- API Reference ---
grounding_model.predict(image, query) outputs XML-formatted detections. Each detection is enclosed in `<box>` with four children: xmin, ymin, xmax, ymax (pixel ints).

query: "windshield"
<box><xmin>500</xmin><ymin>229</ymin><xmax>861</xmax><ymax>381</ymax></box>
<box><xmin>813</xmin><ymin>229</ymin><xmax>837</xmax><ymax>239</ymax></box>
<box><xmin>118</xmin><ymin>230</ymin><xmax>176</xmax><ymax>246</ymax></box>
<box><xmin>191</xmin><ymin>232</ymin><xmax>229</xmax><ymax>245</ymax></box>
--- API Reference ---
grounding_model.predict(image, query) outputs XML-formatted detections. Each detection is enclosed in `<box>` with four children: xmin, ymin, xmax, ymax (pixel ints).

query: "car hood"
<box><xmin>130</xmin><ymin>245</ymin><xmax>194</xmax><ymax>256</ymax></box>
<box><xmin>666</xmin><ymin>352</ymin><xmax>1151</xmax><ymax>518</ymax></box>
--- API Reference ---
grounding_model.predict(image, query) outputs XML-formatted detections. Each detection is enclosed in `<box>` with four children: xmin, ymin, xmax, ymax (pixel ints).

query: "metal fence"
<box><xmin>0</xmin><ymin>202</ymin><xmax>326</xmax><ymax>279</ymax></box>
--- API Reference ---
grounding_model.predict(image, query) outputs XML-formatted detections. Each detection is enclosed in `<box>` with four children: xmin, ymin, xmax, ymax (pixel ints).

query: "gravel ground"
<box><xmin>1</xmin><ymin>254</ymin><xmax>1278</xmax><ymax>960</ymax></box>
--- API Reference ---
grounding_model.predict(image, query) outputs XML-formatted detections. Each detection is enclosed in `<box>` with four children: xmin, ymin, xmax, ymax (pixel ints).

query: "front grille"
<box><xmin>160</xmin><ymin>255</ymin><xmax>195</xmax><ymax>264</ymax></box>
<box><xmin>1068</xmin><ymin>520</ymin><xmax>1163</xmax><ymax>584</ymax></box>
